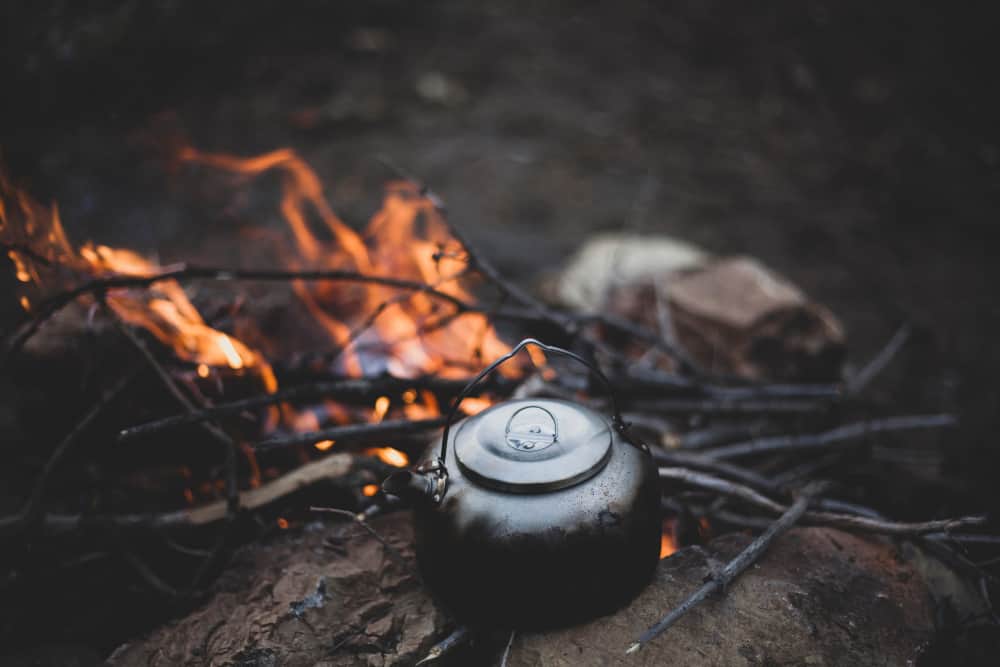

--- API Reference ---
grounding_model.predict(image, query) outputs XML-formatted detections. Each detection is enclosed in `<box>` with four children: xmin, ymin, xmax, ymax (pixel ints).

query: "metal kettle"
<box><xmin>383</xmin><ymin>339</ymin><xmax>661</xmax><ymax>628</ymax></box>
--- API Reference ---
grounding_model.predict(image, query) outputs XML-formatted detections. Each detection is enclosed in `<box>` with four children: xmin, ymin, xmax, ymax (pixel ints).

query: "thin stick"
<box><xmin>659</xmin><ymin>467</ymin><xmax>785</xmax><ymax>513</ymax></box>
<box><xmin>440</xmin><ymin>210</ymin><xmax>704</xmax><ymax>375</ymax></box>
<box><xmin>105</xmin><ymin>303</ymin><xmax>242</xmax><ymax>536</ymax></box>
<box><xmin>654</xmin><ymin>451</ymin><xmax>783</xmax><ymax>494</ymax></box>
<box><xmin>0</xmin><ymin>365</ymin><xmax>141</xmax><ymax>535</ymax></box>
<box><xmin>706</xmin><ymin>414</ymin><xmax>956</xmax><ymax>459</ymax></box>
<box><xmin>118</xmin><ymin>375</ymin><xmax>475</xmax><ymax>441</ymax></box>
<box><xmin>1</xmin><ymin>265</ymin><xmax>478</xmax><ymax>364</ymax></box>
<box><xmin>627</xmin><ymin>397</ymin><xmax>824</xmax><ymax>415</ymax></box>
<box><xmin>41</xmin><ymin>453</ymin><xmax>358</xmax><ymax>532</ymax></box>
<box><xmin>309</xmin><ymin>506</ymin><xmax>407</xmax><ymax>565</ymax></box>
<box><xmin>659</xmin><ymin>467</ymin><xmax>987</xmax><ymax>535</ymax></box>
<box><xmin>253</xmin><ymin>416</ymin><xmax>445</xmax><ymax>452</ymax></box>
<box><xmin>500</xmin><ymin>629</ymin><xmax>517</xmax><ymax>667</ymax></box>
<box><xmin>619</xmin><ymin>364</ymin><xmax>841</xmax><ymax>400</ymax></box>
<box><xmin>803</xmin><ymin>511</ymin><xmax>987</xmax><ymax>536</ymax></box>
<box><xmin>414</xmin><ymin>625</ymin><xmax>472</xmax><ymax>665</ymax></box>
<box><xmin>847</xmin><ymin>324</ymin><xmax>911</xmax><ymax>395</ymax></box>
<box><xmin>627</xmin><ymin>492</ymin><xmax>813</xmax><ymax>653</ymax></box>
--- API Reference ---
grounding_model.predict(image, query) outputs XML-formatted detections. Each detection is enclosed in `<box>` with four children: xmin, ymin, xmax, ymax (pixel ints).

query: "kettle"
<box><xmin>382</xmin><ymin>339</ymin><xmax>661</xmax><ymax>628</ymax></box>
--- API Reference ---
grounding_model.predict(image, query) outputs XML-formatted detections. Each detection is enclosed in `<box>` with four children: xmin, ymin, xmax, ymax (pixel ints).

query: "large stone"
<box><xmin>507</xmin><ymin>527</ymin><xmax>932</xmax><ymax>666</ymax></box>
<box><xmin>548</xmin><ymin>233</ymin><xmax>846</xmax><ymax>381</ymax></box>
<box><xmin>109</xmin><ymin>516</ymin><xmax>934</xmax><ymax>666</ymax></box>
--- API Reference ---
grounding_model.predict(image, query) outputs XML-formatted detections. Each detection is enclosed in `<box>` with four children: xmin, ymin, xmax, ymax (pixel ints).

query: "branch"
<box><xmin>40</xmin><ymin>453</ymin><xmax>360</xmax><ymax>532</ymax></box>
<box><xmin>847</xmin><ymin>324</ymin><xmax>911</xmax><ymax>395</ymax></box>
<box><xmin>660</xmin><ymin>467</ymin><xmax>785</xmax><ymax>513</ymax></box>
<box><xmin>0</xmin><ymin>365</ymin><xmax>141</xmax><ymax>536</ymax></box>
<box><xmin>441</xmin><ymin>215</ymin><xmax>706</xmax><ymax>376</ymax></box>
<box><xmin>309</xmin><ymin>505</ymin><xmax>407</xmax><ymax>566</ymax></box>
<box><xmin>653</xmin><ymin>451</ymin><xmax>783</xmax><ymax>495</ymax></box>
<box><xmin>706</xmin><ymin>414</ymin><xmax>956</xmax><ymax>459</ymax></box>
<box><xmin>626</xmin><ymin>397</ymin><xmax>825</xmax><ymax>415</ymax></box>
<box><xmin>659</xmin><ymin>467</ymin><xmax>987</xmax><ymax>535</ymax></box>
<box><xmin>415</xmin><ymin>625</ymin><xmax>473</xmax><ymax>666</ymax></box>
<box><xmin>118</xmin><ymin>375</ymin><xmax>476</xmax><ymax>442</ymax></box>
<box><xmin>253</xmin><ymin>417</ymin><xmax>445</xmax><ymax>452</ymax></box>
<box><xmin>1</xmin><ymin>265</ymin><xmax>480</xmax><ymax>365</ymax></box>
<box><xmin>105</xmin><ymin>304</ymin><xmax>241</xmax><ymax>520</ymax></box>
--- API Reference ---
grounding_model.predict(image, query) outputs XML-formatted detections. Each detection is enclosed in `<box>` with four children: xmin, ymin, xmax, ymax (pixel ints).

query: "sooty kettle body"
<box><xmin>383</xmin><ymin>340</ymin><xmax>662</xmax><ymax>628</ymax></box>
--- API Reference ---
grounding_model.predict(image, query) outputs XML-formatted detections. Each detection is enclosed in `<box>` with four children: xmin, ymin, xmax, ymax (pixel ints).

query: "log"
<box><xmin>109</xmin><ymin>517</ymin><xmax>934</xmax><ymax>666</ymax></box>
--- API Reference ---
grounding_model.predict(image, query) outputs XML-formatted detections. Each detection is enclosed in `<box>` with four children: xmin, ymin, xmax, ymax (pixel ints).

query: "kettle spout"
<box><xmin>382</xmin><ymin>470</ymin><xmax>439</xmax><ymax>504</ymax></box>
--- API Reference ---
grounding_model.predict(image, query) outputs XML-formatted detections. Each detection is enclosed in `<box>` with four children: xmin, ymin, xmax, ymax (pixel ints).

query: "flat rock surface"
<box><xmin>109</xmin><ymin>513</ymin><xmax>448</xmax><ymax>667</ymax></box>
<box><xmin>508</xmin><ymin>527</ymin><xmax>932</xmax><ymax>666</ymax></box>
<box><xmin>110</xmin><ymin>515</ymin><xmax>932</xmax><ymax>666</ymax></box>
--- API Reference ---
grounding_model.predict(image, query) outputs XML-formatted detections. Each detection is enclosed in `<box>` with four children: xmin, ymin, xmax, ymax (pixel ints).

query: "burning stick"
<box><xmin>252</xmin><ymin>416</ymin><xmax>446</xmax><ymax>452</ymax></box>
<box><xmin>117</xmin><ymin>375</ymin><xmax>475</xmax><ymax>441</ymax></box>
<box><xmin>39</xmin><ymin>452</ymin><xmax>369</xmax><ymax>532</ymax></box>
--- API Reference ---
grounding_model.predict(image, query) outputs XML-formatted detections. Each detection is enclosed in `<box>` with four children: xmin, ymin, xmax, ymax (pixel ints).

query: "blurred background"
<box><xmin>1</xmin><ymin>0</ymin><xmax>998</xmax><ymax>655</ymax></box>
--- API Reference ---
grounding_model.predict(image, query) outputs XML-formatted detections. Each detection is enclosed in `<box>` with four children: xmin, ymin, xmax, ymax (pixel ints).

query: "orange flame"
<box><xmin>365</xmin><ymin>447</ymin><xmax>409</xmax><ymax>467</ymax></box>
<box><xmin>2</xmin><ymin>169</ymin><xmax>274</xmax><ymax>389</ymax></box>
<box><xmin>314</xmin><ymin>439</ymin><xmax>335</xmax><ymax>452</ymax></box>
<box><xmin>176</xmin><ymin>145</ymin><xmax>515</xmax><ymax>380</ymax></box>
<box><xmin>660</xmin><ymin>518</ymin><xmax>678</xmax><ymax>559</ymax></box>
<box><xmin>3</xmin><ymin>145</ymin><xmax>522</xmax><ymax>476</ymax></box>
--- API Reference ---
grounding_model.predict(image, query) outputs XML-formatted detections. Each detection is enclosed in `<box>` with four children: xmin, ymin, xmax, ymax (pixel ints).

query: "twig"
<box><xmin>706</xmin><ymin>414</ymin><xmax>956</xmax><ymax>459</ymax></box>
<box><xmin>118</xmin><ymin>375</ymin><xmax>476</xmax><ymax>441</ymax></box>
<box><xmin>309</xmin><ymin>506</ymin><xmax>407</xmax><ymax>565</ymax></box>
<box><xmin>626</xmin><ymin>397</ymin><xmax>824</xmax><ymax>415</ymax></box>
<box><xmin>0</xmin><ymin>364</ymin><xmax>141</xmax><ymax>536</ymax></box>
<box><xmin>926</xmin><ymin>533</ymin><xmax>1000</xmax><ymax>545</ymax></box>
<box><xmin>619</xmin><ymin>364</ymin><xmax>841</xmax><ymax>400</ymax></box>
<box><xmin>438</xmin><ymin>208</ymin><xmax>705</xmax><ymax>376</ymax></box>
<box><xmin>659</xmin><ymin>467</ymin><xmax>988</xmax><ymax>535</ymax></box>
<box><xmin>660</xmin><ymin>467</ymin><xmax>785</xmax><ymax>514</ymax></box>
<box><xmin>804</xmin><ymin>511</ymin><xmax>988</xmax><ymax>536</ymax></box>
<box><xmin>627</xmin><ymin>489</ymin><xmax>815</xmax><ymax>653</ymax></box>
<box><xmin>414</xmin><ymin>625</ymin><xmax>472</xmax><ymax>665</ymax></box>
<box><xmin>40</xmin><ymin>453</ymin><xmax>359</xmax><ymax>532</ymax></box>
<box><xmin>670</xmin><ymin>423</ymin><xmax>769</xmax><ymax>450</ymax></box>
<box><xmin>500</xmin><ymin>629</ymin><xmax>516</xmax><ymax>667</ymax></box>
<box><xmin>121</xmin><ymin>549</ymin><xmax>184</xmax><ymax>598</ymax></box>
<box><xmin>847</xmin><ymin>324</ymin><xmax>911</xmax><ymax>395</ymax></box>
<box><xmin>253</xmin><ymin>416</ymin><xmax>445</xmax><ymax>452</ymax></box>
<box><xmin>1</xmin><ymin>265</ymin><xmax>482</xmax><ymax>365</ymax></box>
<box><xmin>653</xmin><ymin>451</ymin><xmax>783</xmax><ymax>494</ymax></box>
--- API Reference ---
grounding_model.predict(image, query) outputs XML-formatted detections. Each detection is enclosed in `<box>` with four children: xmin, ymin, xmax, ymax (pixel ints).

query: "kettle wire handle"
<box><xmin>437</xmin><ymin>338</ymin><xmax>626</xmax><ymax>471</ymax></box>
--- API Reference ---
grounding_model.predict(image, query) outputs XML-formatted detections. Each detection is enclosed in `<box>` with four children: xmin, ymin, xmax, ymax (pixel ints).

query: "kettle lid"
<box><xmin>452</xmin><ymin>398</ymin><xmax>613</xmax><ymax>493</ymax></box>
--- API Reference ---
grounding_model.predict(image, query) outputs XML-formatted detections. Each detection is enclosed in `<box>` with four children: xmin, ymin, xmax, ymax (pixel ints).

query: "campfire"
<box><xmin>0</xmin><ymin>145</ymin><xmax>995</xmax><ymax>664</ymax></box>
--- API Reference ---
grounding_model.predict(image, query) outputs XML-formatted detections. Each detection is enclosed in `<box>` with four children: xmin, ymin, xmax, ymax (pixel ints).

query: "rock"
<box><xmin>508</xmin><ymin>527</ymin><xmax>933</xmax><ymax>666</ymax></box>
<box><xmin>110</xmin><ymin>517</ymin><xmax>934</xmax><ymax>666</ymax></box>
<box><xmin>663</xmin><ymin>256</ymin><xmax>846</xmax><ymax>381</ymax></box>
<box><xmin>548</xmin><ymin>233</ymin><xmax>708</xmax><ymax>314</ymax></box>
<box><xmin>549</xmin><ymin>233</ymin><xmax>845</xmax><ymax>381</ymax></box>
<box><xmin>108</xmin><ymin>512</ymin><xmax>448</xmax><ymax>667</ymax></box>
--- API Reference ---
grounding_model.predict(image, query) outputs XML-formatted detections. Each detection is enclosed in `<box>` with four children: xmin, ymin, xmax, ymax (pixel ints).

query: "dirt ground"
<box><xmin>1</xmin><ymin>0</ymin><xmax>998</xmax><ymax>658</ymax></box>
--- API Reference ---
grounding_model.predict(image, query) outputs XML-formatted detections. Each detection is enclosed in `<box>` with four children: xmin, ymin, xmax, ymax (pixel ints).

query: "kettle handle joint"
<box><xmin>431</xmin><ymin>338</ymin><xmax>628</xmax><ymax>502</ymax></box>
